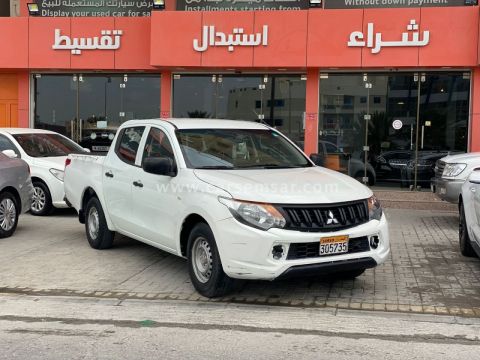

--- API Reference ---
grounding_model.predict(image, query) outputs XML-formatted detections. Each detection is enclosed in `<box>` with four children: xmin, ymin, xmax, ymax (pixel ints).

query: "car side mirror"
<box><xmin>83</xmin><ymin>148</ymin><xmax>91</xmax><ymax>153</ymax></box>
<box><xmin>2</xmin><ymin>149</ymin><xmax>17</xmax><ymax>158</ymax></box>
<box><xmin>310</xmin><ymin>153</ymin><xmax>324</xmax><ymax>166</ymax></box>
<box><xmin>143</xmin><ymin>157</ymin><xmax>177</xmax><ymax>177</ymax></box>
<box><xmin>469</xmin><ymin>170</ymin><xmax>480</xmax><ymax>185</ymax></box>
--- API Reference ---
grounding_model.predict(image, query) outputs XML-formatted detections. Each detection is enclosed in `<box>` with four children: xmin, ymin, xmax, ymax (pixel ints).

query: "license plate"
<box><xmin>319</xmin><ymin>235</ymin><xmax>349</xmax><ymax>256</ymax></box>
<box><xmin>92</xmin><ymin>146</ymin><xmax>110</xmax><ymax>151</ymax></box>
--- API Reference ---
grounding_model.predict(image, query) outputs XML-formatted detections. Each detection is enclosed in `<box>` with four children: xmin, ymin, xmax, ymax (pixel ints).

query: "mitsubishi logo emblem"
<box><xmin>326</xmin><ymin>211</ymin><xmax>339</xmax><ymax>225</ymax></box>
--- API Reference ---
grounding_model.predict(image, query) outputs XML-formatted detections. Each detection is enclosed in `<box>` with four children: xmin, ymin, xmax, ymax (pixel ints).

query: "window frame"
<box><xmin>141</xmin><ymin>126</ymin><xmax>178</xmax><ymax>171</ymax></box>
<box><xmin>114</xmin><ymin>126</ymin><xmax>146</xmax><ymax>166</ymax></box>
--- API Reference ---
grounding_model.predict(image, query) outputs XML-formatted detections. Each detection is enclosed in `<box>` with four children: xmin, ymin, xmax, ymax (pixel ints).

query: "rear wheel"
<box><xmin>459</xmin><ymin>202</ymin><xmax>476</xmax><ymax>257</ymax></box>
<box><xmin>85</xmin><ymin>197</ymin><xmax>114</xmax><ymax>250</ymax></box>
<box><xmin>187</xmin><ymin>223</ymin><xmax>233</xmax><ymax>298</ymax></box>
<box><xmin>31</xmin><ymin>181</ymin><xmax>53</xmax><ymax>216</ymax></box>
<box><xmin>0</xmin><ymin>192</ymin><xmax>19</xmax><ymax>238</ymax></box>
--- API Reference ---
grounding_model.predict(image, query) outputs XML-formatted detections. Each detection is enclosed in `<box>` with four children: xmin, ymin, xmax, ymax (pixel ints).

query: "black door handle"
<box><xmin>133</xmin><ymin>180</ymin><xmax>143</xmax><ymax>188</ymax></box>
<box><xmin>105</xmin><ymin>171</ymin><xmax>114</xmax><ymax>178</ymax></box>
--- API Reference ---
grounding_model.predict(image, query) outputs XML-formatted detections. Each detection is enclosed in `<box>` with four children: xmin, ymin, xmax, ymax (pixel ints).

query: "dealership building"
<box><xmin>0</xmin><ymin>0</ymin><xmax>479</xmax><ymax>188</ymax></box>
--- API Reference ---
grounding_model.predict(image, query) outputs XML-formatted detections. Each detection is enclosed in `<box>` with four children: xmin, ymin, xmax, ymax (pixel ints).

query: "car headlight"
<box><xmin>49</xmin><ymin>168</ymin><xmax>64</xmax><ymax>182</ymax></box>
<box><xmin>218</xmin><ymin>197</ymin><xmax>286</xmax><ymax>231</ymax></box>
<box><xmin>443</xmin><ymin>163</ymin><xmax>467</xmax><ymax>178</ymax></box>
<box><xmin>368</xmin><ymin>195</ymin><xmax>382</xmax><ymax>221</ymax></box>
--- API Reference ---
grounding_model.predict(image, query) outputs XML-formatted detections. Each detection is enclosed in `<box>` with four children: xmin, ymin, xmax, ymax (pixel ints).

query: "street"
<box><xmin>1</xmin><ymin>293</ymin><xmax>480</xmax><ymax>359</ymax></box>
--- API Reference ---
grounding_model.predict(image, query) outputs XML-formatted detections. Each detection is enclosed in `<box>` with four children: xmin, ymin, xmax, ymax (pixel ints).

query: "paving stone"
<box><xmin>1</xmin><ymin>209</ymin><xmax>480</xmax><ymax>316</ymax></box>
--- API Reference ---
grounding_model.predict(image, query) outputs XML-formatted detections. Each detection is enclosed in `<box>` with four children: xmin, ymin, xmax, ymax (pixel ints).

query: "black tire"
<box><xmin>31</xmin><ymin>181</ymin><xmax>53</xmax><ymax>216</ymax></box>
<box><xmin>0</xmin><ymin>191</ymin><xmax>19</xmax><ymax>238</ymax></box>
<box><xmin>187</xmin><ymin>222</ymin><xmax>233</xmax><ymax>298</ymax></box>
<box><xmin>335</xmin><ymin>269</ymin><xmax>365</xmax><ymax>279</ymax></box>
<box><xmin>85</xmin><ymin>197</ymin><xmax>114</xmax><ymax>250</ymax></box>
<box><xmin>459</xmin><ymin>202</ymin><xmax>476</xmax><ymax>257</ymax></box>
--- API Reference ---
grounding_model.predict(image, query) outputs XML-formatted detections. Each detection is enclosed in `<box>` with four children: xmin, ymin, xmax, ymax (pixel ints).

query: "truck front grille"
<box><xmin>279</xmin><ymin>200</ymin><xmax>369</xmax><ymax>232</ymax></box>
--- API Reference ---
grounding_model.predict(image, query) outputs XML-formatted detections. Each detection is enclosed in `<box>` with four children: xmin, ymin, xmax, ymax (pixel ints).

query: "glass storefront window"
<box><xmin>34</xmin><ymin>74</ymin><xmax>160</xmax><ymax>152</ymax></box>
<box><xmin>318</xmin><ymin>72</ymin><xmax>470</xmax><ymax>189</ymax></box>
<box><xmin>172</xmin><ymin>74</ymin><xmax>306</xmax><ymax>144</ymax></box>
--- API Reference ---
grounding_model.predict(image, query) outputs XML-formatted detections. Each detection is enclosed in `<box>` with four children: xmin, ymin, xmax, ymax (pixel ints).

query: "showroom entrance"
<box><xmin>318</xmin><ymin>71</ymin><xmax>470</xmax><ymax>189</ymax></box>
<box><xmin>33</xmin><ymin>74</ymin><xmax>160</xmax><ymax>151</ymax></box>
<box><xmin>172</xmin><ymin>74</ymin><xmax>307</xmax><ymax>145</ymax></box>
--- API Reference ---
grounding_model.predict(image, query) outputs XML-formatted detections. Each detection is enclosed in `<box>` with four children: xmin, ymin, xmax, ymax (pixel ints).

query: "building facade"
<box><xmin>0</xmin><ymin>0</ymin><xmax>479</xmax><ymax>188</ymax></box>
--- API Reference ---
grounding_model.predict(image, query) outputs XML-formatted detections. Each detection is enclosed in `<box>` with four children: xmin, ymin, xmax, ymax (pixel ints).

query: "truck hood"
<box><xmin>193</xmin><ymin>166</ymin><xmax>372</xmax><ymax>204</ymax></box>
<box><xmin>31</xmin><ymin>156</ymin><xmax>67</xmax><ymax>170</ymax></box>
<box><xmin>441</xmin><ymin>152</ymin><xmax>480</xmax><ymax>164</ymax></box>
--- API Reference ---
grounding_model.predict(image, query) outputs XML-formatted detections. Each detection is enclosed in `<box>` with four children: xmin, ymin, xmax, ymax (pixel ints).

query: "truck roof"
<box><xmin>122</xmin><ymin>118</ymin><xmax>271</xmax><ymax>130</ymax></box>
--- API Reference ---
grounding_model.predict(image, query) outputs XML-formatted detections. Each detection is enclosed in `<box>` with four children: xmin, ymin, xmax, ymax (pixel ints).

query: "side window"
<box><xmin>0</xmin><ymin>134</ymin><xmax>20</xmax><ymax>157</ymax></box>
<box><xmin>142</xmin><ymin>127</ymin><xmax>175</xmax><ymax>165</ymax></box>
<box><xmin>115</xmin><ymin>126</ymin><xmax>145</xmax><ymax>165</ymax></box>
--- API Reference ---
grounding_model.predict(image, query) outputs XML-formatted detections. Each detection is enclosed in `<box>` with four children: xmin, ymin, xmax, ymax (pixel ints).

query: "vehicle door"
<box><xmin>469</xmin><ymin>171</ymin><xmax>480</xmax><ymax>245</ymax></box>
<box><xmin>130</xmin><ymin>126</ymin><xmax>179</xmax><ymax>252</ymax></box>
<box><xmin>102</xmin><ymin>126</ymin><xmax>146</xmax><ymax>233</ymax></box>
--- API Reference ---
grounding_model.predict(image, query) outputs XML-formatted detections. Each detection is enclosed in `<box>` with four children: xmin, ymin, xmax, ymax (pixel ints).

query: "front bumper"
<box><xmin>431</xmin><ymin>177</ymin><xmax>463</xmax><ymax>204</ymax></box>
<box><xmin>214</xmin><ymin>213</ymin><xmax>389</xmax><ymax>280</ymax></box>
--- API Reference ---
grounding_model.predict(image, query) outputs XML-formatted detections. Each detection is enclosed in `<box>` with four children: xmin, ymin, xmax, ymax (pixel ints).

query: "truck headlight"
<box><xmin>49</xmin><ymin>168</ymin><xmax>64</xmax><ymax>182</ymax></box>
<box><xmin>368</xmin><ymin>195</ymin><xmax>382</xmax><ymax>221</ymax></box>
<box><xmin>218</xmin><ymin>197</ymin><xmax>286</xmax><ymax>231</ymax></box>
<box><xmin>443</xmin><ymin>163</ymin><xmax>467</xmax><ymax>177</ymax></box>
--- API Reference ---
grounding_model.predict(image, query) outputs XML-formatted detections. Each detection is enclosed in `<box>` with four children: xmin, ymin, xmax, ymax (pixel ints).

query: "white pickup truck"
<box><xmin>64</xmin><ymin>119</ymin><xmax>390</xmax><ymax>297</ymax></box>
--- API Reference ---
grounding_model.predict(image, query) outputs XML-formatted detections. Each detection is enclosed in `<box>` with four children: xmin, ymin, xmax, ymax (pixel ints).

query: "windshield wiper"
<box><xmin>195</xmin><ymin>165</ymin><xmax>235</xmax><ymax>169</ymax></box>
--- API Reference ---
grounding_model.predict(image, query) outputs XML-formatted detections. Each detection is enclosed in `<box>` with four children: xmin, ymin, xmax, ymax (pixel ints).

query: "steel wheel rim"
<box><xmin>0</xmin><ymin>198</ymin><xmax>16</xmax><ymax>231</ymax></box>
<box><xmin>87</xmin><ymin>206</ymin><xmax>100</xmax><ymax>240</ymax></box>
<box><xmin>192</xmin><ymin>237</ymin><xmax>213</xmax><ymax>284</ymax></box>
<box><xmin>31</xmin><ymin>186</ymin><xmax>46</xmax><ymax>212</ymax></box>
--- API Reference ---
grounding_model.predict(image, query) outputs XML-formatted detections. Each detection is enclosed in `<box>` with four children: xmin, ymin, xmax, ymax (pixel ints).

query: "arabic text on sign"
<box><xmin>52</xmin><ymin>29</ymin><xmax>123</xmax><ymax>55</ymax></box>
<box><xmin>193</xmin><ymin>25</ymin><xmax>269</xmax><ymax>52</ymax></box>
<box><xmin>347</xmin><ymin>19</ymin><xmax>429</xmax><ymax>54</ymax></box>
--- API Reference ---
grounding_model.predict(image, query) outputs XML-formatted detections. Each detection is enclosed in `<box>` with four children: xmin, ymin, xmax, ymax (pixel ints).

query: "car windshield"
<box><xmin>13</xmin><ymin>133</ymin><xmax>84</xmax><ymax>157</ymax></box>
<box><xmin>176</xmin><ymin>128</ymin><xmax>311</xmax><ymax>169</ymax></box>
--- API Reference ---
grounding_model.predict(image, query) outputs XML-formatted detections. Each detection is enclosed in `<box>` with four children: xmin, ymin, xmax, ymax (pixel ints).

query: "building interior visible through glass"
<box><xmin>34</xmin><ymin>72</ymin><xmax>469</xmax><ymax>189</ymax></box>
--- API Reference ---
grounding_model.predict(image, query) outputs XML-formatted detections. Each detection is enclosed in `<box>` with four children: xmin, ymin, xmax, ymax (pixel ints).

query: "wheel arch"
<box><xmin>0</xmin><ymin>186</ymin><xmax>21</xmax><ymax>210</ymax></box>
<box><xmin>179</xmin><ymin>213</ymin><xmax>209</xmax><ymax>257</ymax></box>
<box><xmin>79</xmin><ymin>187</ymin><xmax>99</xmax><ymax>224</ymax></box>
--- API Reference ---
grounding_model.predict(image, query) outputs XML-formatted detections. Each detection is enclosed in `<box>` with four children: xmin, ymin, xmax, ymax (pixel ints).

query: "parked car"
<box><xmin>458</xmin><ymin>170</ymin><xmax>480</xmax><ymax>258</ymax></box>
<box><xmin>0</xmin><ymin>129</ymin><xmax>87</xmax><ymax>215</ymax></box>
<box><xmin>374</xmin><ymin>150</ymin><xmax>458</xmax><ymax>187</ymax></box>
<box><xmin>432</xmin><ymin>152</ymin><xmax>480</xmax><ymax>204</ymax></box>
<box><xmin>0</xmin><ymin>151</ymin><xmax>33</xmax><ymax>238</ymax></box>
<box><xmin>64</xmin><ymin>119</ymin><xmax>390</xmax><ymax>298</ymax></box>
<box><xmin>79</xmin><ymin>128</ymin><xmax>117</xmax><ymax>153</ymax></box>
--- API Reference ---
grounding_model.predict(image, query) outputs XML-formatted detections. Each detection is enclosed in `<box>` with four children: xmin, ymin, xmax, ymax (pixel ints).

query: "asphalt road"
<box><xmin>1</xmin><ymin>294</ymin><xmax>480</xmax><ymax>359</ymax></box>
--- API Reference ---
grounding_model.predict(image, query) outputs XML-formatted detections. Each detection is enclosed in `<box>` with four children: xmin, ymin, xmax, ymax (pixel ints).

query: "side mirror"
<box><xmin>143</xmin><ymin>157</ymin><xmax>177</xmax><ymax>177</ymax></box>
<box><xmin>2</xmin><ymin>149</ymin><xmax>17</xmax><ymax>158</ymax></box>
<box><xmin>83</xmin><ymin>148</ymin><xmax>91</xmax><ymax>153</ymax></box>
<box><xmin>310</xmin><ymin>153</ymin><xmax>324</xmax><ymax>166</ymax></box>
<box><xmin>469</xmin><ymin>170</ymin><xmax>480</xmax><ymax>185</ymax></box>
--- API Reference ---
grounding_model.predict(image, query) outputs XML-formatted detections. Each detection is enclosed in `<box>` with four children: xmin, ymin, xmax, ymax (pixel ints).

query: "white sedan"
<box><xmin>0</xmin><ymin>128</ymin><xmax>86</xmax><ymax>215</ymax></box>
<box><xmin>459</xmin><ymin>170</ymin><xmax>480</xmax><ymax>257</ymax></box>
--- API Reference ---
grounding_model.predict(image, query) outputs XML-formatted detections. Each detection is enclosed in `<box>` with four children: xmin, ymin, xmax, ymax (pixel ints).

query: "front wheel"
<box><xmin>187</xmin><ymin>223</ymin><xmax>233</xmax><ymax>298</ymax></box>
<box><xmin>0</xmin><ymin>192</ymin><xmax>19</xmax><ymax>238</ymax></box>
<box><xmin>85</xmin><ymin>197</ymin><xmax>114</xmax><ymax>250</ymax></box>
<box><xmin>31</xmin><ymin>181</ymin><xmax>53</xmax><ymax>216</ymax></box>
<box><xmin>459</xmin><ymin>202</ymin><xmax>476</xmax><ymax>257</ymax></box>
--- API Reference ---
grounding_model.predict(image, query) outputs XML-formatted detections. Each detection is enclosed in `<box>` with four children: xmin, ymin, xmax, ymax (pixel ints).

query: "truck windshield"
<box><xmin>176</xmin><ymin>129</ymin><xmax>311</xmax><ymax>169</ymax></box>
<box><xmin>13</xmin><ymin>133</ymin><xmax>85</xmax><ymax>157</ymax></box>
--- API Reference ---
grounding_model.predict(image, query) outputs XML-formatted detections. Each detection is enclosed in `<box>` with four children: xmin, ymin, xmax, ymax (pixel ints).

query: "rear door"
<box><xmin>102</xmin><ymin>126</ymin><xmax>146</xmax><ymax>232</ymax></box>
<box><xmin>130</xmin><ymin>126</ymin><xmax>179</xmax><ymax>252</ymax></box>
